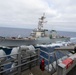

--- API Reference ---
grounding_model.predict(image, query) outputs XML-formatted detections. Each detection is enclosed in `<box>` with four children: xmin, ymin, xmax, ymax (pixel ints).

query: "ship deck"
<box><xmin>22</xmin><ymin>66</ymin><xmax>56</xmax><ymax>75</ymax></box>
<box><xmin>22</xmin><ymin>65</ymin><xmax>76</xmax><ymax>75</ymax></box>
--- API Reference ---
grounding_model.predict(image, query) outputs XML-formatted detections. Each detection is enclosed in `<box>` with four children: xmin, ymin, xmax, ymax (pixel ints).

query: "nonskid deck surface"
<box><xmin>22</xmin><ymin>66</ymin><xmax>57</xmax><ymax>75</ymax></box>
<box><xmin>22</xmin><ymin>66</ymin><xmax>76</xmax><ymax>75</ymax></box>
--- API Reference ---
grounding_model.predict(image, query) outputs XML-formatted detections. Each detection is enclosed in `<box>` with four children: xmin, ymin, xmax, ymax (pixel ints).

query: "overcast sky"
<box><xmin>0</xmin><ymin>0</ymin><xmax>76</xmax><ymax>31</ymax></box>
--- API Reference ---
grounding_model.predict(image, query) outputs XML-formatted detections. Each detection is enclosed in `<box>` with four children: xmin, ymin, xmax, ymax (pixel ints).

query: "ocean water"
<box><xmin>0</xmin><ymin>27</ymin><xmax>76</xmax><ymax>37</ymax></box>
<box><xmin>0</xmin><ymin>27</ymin><xmax>32</xmax><ymax>37</ymax></box>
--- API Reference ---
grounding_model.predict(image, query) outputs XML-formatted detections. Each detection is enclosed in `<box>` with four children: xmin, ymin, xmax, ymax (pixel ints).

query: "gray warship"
<box><xmin>0</xmin><ymin>14</ymin><xmax>70</xmax><ymax>46</ymax></box>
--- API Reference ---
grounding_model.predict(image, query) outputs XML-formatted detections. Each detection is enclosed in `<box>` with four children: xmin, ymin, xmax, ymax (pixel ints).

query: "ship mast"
<box><xmin>38</xmin><ymin>13</ymin><xmax>47</xmax><ymax>30</ymax></box>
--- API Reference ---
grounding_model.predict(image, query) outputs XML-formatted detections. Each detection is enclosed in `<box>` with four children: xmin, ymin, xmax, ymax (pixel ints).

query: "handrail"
<box><xmin>0</xmin><ymin>53</ymin><xmax>18</xmax><ymax>58</ymax></box>
<box><xmin>0</xmin><ymin>58</ymin><xmax>38</xmax><ymax>73</ymax></box>
<box><xmin>0</xmin><ymin>48</ymin><xmax>39</xmax><ymax>75</ymax></box>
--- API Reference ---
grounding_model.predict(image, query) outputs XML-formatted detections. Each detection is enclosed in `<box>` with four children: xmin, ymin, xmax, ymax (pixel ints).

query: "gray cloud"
<box><xmin>0</xmin><ymin>0</ymin><xmax>76</xmax><ymax>31</ymax></box>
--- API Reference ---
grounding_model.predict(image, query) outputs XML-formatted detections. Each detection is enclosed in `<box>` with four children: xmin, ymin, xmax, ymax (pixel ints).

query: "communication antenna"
<box><xmin>38</xmin><ymin>13</ymin><xmax>47</xmax><ymax>30</ymax></box>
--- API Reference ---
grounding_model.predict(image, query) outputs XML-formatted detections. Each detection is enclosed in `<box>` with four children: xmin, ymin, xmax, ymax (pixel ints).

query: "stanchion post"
<box><xmin>18</xmin><ymin>47</ymin><xmax>21</xmax><ymax>75</ymax></box>
<box><xmin>38</xmin><ymin>48</ymin><xmax>40</xmax><ymax>65</ymax></box>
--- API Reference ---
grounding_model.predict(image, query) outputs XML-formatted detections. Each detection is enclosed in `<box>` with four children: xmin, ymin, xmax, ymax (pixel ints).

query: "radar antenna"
<box><xmin>38</xmin><ymin>13</ymin><xmax>47</xmax><ymax>30</ymax></box>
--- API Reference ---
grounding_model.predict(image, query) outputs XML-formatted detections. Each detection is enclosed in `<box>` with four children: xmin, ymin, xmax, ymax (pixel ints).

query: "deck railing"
<box><xmin>0</xmin><ymin>47</ymin><xmax>39</xmax><ymax>75</ymax></box>
<box><xmin>38</xmin><ymin>47</ymin><xmax>74</xmax><ymax>75</ymax></box>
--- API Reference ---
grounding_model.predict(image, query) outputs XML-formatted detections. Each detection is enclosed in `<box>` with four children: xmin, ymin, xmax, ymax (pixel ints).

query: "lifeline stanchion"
<box><xmin>18</xmin><ymin>47</ymin><xmax>21</xmax><ymax>75</ymax></box>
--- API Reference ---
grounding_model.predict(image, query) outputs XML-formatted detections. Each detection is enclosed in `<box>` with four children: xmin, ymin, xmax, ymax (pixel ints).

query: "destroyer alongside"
<box><xmin>0</xmin><ymin>14</ymin><xmax>70</xmax><ymax>46</ymax></box>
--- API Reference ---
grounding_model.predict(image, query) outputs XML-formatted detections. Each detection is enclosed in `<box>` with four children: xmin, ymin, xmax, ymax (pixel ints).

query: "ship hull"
<box><xmin>0</xmin><ymin>37</ymin><xmax>70</xmax><ymax>46</ymax></box>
